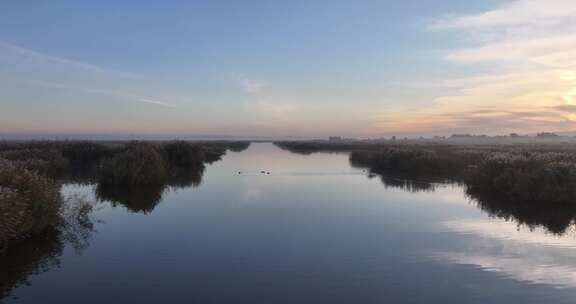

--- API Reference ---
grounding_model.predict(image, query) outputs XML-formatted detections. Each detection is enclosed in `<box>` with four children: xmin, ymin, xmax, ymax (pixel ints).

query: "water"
<box><xmin>4</xmin><ymin>143</ymin><xmax>576</xmax><ymax>303</ymax></box>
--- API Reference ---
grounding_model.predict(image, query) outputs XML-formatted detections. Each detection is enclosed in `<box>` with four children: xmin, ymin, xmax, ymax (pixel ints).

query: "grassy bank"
<box><xmin>0</xmin><ymin>195</ymin><xmax>95</xmax><ymax>300</ymax></box>
<box><xmin>0</xmin><ymin>140</ymin><xmax>249</xmax><ymax>182</ymax></box>
<box><xmin>97</xmin><ymin>142</ymin><xmax>169</xmax><ymax>185</ymax></box>
<box><xmin>349</xmin><ymin>148</ymin><xmax>472</xmax><ymax>179</ymax></box>
<box><xmin>0</xmin><ymin>160</ymin><xmax>62</xmax><ymax>246</ymax></box>
<box><xmin>0</xmin><ymin>140</ymin><xmax>250</xmax><ymax>243</ymax></box>
<box><xmin>278</xmin><ymin>141</ymin><xmax>576</xmax><ymax>206</ymax></box>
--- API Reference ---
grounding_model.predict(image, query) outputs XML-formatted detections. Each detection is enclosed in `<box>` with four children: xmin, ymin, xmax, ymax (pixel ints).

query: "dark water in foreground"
<box><xmin>4</xmin><ymin>143</ymin><xmax>576</xmax><ymax>303</ymax></box>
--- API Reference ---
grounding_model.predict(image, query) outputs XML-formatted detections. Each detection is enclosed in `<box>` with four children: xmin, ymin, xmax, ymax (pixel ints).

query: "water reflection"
<box><xmin>95</xmin><ymin>166</ymin><xmax>205</xmax><ymax>214</ymax></box>
<box><xmin>1</xmin><ymin>158</ymin><xmax>208</xmax><ymax>301</ymax></box>
<box><xmin>362</xmin><ymin>168</ymin><xmax>576</xmax><ymax>235</ymax></box>
<box><xmin>350</xmin><ymin>154</ymin><xmax>441</xmax><ymax>193</ymax></box>
<box><xmin>355</xmin><ymin>155</ymin><xmax>576</xmax><ymax>288</ymax></box>
<box><xmin>167</xmin><ymin>166</ymin><xmax>205</xmax><ymax>189</ymax></box>
<box><xmin>369</xmin><ymin>173</ymin><xmax>438</xmax><ymax>193</ymax></box>
<box><xmin>438</xmin><ymin>218</ymin><xmax>576</xmax><ymax>288</ymax></box>
<box><xmin>444</xmin><ymin>219</ymin><xmax>576</xmax><ymax>248</ymax></box>
<box><xmin>7</xmin><ymin>144</ymin><xmax>576</xmax><ymax>303</ymax></box>
<box><xmin>60</xmin><ymin>166</ymin><xmax>98</xmax><ymax>186</ymax></box>
<box><xmin>55</xmin><ymin>160</ymin><xmax>206</xmax><ymax>215</ymax></box>
<box><xmin>0</xmin><ymin>197</ymin><xmax>96</xmax><ymax>302</ymax></box>
<box><xmin>95</xmin><ymin>183</ymin><xmax>166</xmax><ymax>214</ymax></box>
<box><xmin>0</xmin><ymin>229</ymin><xmax>62</xmax><ymax>302</ymax></box>
<box><xmin>466</xmin><ymin>188</ymin><xmax>576</xmax><ymax>235</ymax></box>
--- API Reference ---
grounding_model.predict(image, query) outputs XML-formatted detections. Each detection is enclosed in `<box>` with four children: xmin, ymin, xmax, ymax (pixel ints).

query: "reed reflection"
<box><xmin>0</xmin><ymin>229</ymin><xmax>62</xmax><ymax>302</ymax></box>
<box><xmin>368</xmin><ymin>169</ymin><xmax>576</xmax><ymax>235</ymax></box>
<box><xmin>439</xmin><ymin>217</ymin><xmax>576</xmax><ymax>288</ymax></box>
<box><xmin>368</xmin><ymin>173</ymin><xmax>437</xmax><ymax>193</ymax></box>
<box><xmin>95</xmin><ymin>183</ymin><xmax>166</xmax><ymax>214</ymax></box>
<box><xmin>466</xmin><ymin>187</ymin><xmax>576</xmax><ymax>235</ymax></box>
<box><xmin>347</xmin><ymin>147</ymin><xmax>576</xmax><ymax>236</ymax></box>
<box><xmin>0</xmin><ymin>197</ymin><xmax>96</xmax><ymax>302</ymax></box>
<box><xmin>95</xmin><ymin>166</ymin><xmax>206</xmax><ymax>214</ymax></box>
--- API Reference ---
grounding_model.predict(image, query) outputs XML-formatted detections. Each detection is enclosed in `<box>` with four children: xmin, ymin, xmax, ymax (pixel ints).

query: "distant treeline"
<box><xmin>0</xmin><ymin>140</ymin><xmax>250</xmax><ymax>177</ymax></box>
<box><xmin>275</xmin><ymin>141</ymin><xmax>394</xmax><ymax>154</ymax></box>
<box><xmin>0</xmin><ymin>140</ymin><xmax>250</xmax><ymax>246</ymax></box>
<box><xmin>277</xmin><ymin>141</ymin><xmax>576</xmax><ymax>234</ymax></box>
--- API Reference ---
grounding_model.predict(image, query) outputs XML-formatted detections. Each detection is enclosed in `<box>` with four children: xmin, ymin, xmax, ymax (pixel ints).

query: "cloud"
<box><xmin>0</xmin><ymin>40</ymin><xmax>142</xmax><ymax>79</ymax></box>
<box><xmin>555</xmin><ymin>104</ymin><xmax>576</xmax><ymax>113</ymax></box>
<box><xmin>241</xmin><ymin>78</ymin><xmax>267</xmax><ymax>94</ymax></box>
<box><xmin>374</xmin><ymin>107</ymin><xmax>571</xmax><ymax>135</ymax></box>
<box><xmin>446</xmin><ymin>35</ymin><xmax>576</xmax><ymax>67</ymax></box>
<box><xmin>377</xmin><ymin>0</ymin><xmax>576</xmax><ymax>135</ymax></box>
<box><xmin>125</xmin><ymin>96</ymin><xmax>175</xmax><ymax>108</ymax></box>
<box><xmin>237</xmin><ymin>76</ymin><xmax>300</xmax><ymax>124</ymax></box>
<box><xmin>99</xmin><ymin>92</ymin><xmax>175</xmax><ymax>108</ymax></box>
<box><xmin>0</xmin><ymin>75</ymin><xmax>175</xmax><ymax>108</ymax></box>
<box><xmin>0</xmin><ymin>41</ymin><xmax>175</xmax><ymax>108</ymax></box>
<box><xmin>430</xmin><ymin>0</ymin><xmax>576</xmax><ymax>30</ymax></box>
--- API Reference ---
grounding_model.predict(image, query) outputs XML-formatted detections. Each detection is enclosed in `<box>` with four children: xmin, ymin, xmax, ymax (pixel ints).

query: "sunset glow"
<box><xmin>1</xmin><ymin>0</ymin><xmax>575</xmax><ymax>137</ymax></box>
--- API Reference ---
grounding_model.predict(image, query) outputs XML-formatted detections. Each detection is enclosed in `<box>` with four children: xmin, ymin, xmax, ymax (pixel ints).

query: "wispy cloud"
<box><xmin>235</xmin><ymin>75</ymin><xmax>300</xmax><ymax>125</ymax></box>
<box><xmin>123</xmin><ymin>96</ymin><xmax>175</xmax><ymax>108</ymax></box>
<box><xmin>375</xmin><ymin>107</ymin><xmax>571</xmax><ymax>135</ymax></box>
<box><xmin>0</xmin><ymin>41</ymin><xmax>175</xmax><ymax>108</ymax></box>
<box><xmin>0</xmin><ymin>40</ymin><xmax>142</xmax><ymax>79</ymax></box>
<box><xmin>241</xmin><ymin>78</ymin><xmax>267</xmax><ymax>94</ymax></box>
<box><xmin>0</xmin><ymin>74</ymin><xmax>175</xmax><ymax>108</ymax></box>
<box><xmin>430</xmin><ymin>0</ymin><xmax>576</xmax><ymax>30</ymax></box>
<box><xmin>445</xmin><ymin>35</ymin><xmax>576</xmax><ymax>67</ymax></box>
<box><xmin>378</xmin><ymin>0</ymin><xmax>576</xmax><ymax>135</ymax></box>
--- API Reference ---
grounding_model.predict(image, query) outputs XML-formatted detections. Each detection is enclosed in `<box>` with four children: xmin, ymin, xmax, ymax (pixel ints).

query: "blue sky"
<box><xmin>1</xmin><ymin>0</ymin><xmax>575</xmax><ymax>138</ymax></box>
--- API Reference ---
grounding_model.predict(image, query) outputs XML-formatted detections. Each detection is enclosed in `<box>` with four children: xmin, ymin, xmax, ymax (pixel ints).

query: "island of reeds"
<box><xmin>276</xmin><ymin>139</ymin><xmax>576</xmax><ymax>234</ymax></box>
<box><xmin>0</xmin><ymin>139</ymin><xmax>250</xmax><ymax>298</ymax></box>
<box><xmin>0</xmin><ymin>140</ymin><xmax>250</xmax><ymax>247</ymax></box>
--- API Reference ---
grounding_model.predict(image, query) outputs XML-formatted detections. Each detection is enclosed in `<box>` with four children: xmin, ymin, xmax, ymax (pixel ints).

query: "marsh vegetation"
<box><xmin>278</xmin><ymin>140</ymin><xmax>576</xmax><ymax>234</ymax></box>
<box><xmin>3</xmin><ymin>142</ymin><xmax>576</xmax><ymax>303</ymax></box>
<box><xmin>0</xmin><ymin>195</ymin><xmax>95</xmax><ymax>300</ymax></box>
<box><xmin>0</xmin><ymin>160</ymin><xmax>61</xmax><ymax>245</ymax></box>
<box><xmin>0</xmin><ymin>140</ymin><xmax>249</xmax><ymax>244</ymax></box>
<box><xmin>0</xmin><ymin>140</ymin><xmax>249</xmax><ymax>299</ymax></box>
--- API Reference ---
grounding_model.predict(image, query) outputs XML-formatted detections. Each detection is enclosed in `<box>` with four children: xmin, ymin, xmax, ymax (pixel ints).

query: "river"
<box><xmin>3</xmin><ymin>143</ymin><xmax>576</xmax><ymax>303</ymax></box>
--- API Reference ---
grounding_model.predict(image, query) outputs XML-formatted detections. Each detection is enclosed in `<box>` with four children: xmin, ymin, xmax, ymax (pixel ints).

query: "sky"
<box><xmin>1</xmin><ymin>0</ymin><xmax>575</xmax><ymax>138</ymax></box>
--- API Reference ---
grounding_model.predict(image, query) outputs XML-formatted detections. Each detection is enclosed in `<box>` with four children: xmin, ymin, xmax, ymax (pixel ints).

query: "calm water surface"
<box><xmin>4</xmin><ymin>143</ymin><xmax>576</xmax><ymax>303</ymax></box>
